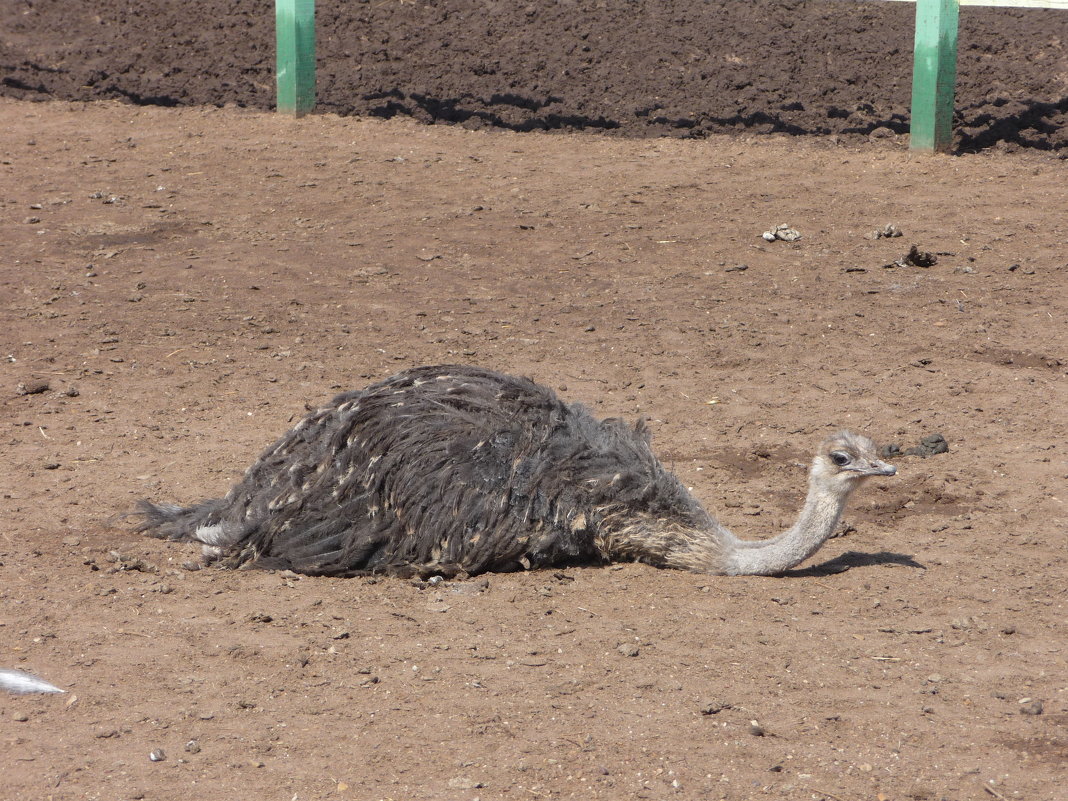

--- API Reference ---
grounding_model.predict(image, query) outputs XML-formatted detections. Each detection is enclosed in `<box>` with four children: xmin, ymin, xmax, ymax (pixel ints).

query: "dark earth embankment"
<box><xmin>2</xmin><ymin>0</ymin><xmax>1067</xmax><ymax>151</ymax></box>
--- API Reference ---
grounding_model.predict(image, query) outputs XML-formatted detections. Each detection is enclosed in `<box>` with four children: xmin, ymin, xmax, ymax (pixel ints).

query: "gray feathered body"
<box><xmin>137</xmin><ymin>365</ymin><xmax>718</xmax><ymax>577</ymax></box>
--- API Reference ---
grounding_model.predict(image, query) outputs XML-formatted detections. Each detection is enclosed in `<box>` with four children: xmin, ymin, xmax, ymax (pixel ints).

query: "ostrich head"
<box><xmin>715</xmin><ymin>429</ymin><xmax>897</xmax><ymax>576</ymax></box>
<box><xmin>810</xmin><ymin>430</ymin><xmax>896</xmax><ymax>495</ymax></box>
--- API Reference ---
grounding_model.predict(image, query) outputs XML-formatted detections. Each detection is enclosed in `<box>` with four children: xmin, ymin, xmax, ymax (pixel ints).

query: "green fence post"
<box><xmin>276</xmin><ymin>0</ymin><xmax>316</xmax><ymax>117</ymax></box>
<box><xmin>910</xmin><ymin>0</ymin><xmax>959</xmax><ymax>152</ymax></box>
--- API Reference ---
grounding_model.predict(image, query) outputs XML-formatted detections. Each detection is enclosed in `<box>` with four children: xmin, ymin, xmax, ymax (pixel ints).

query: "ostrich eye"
<box><xmin>830</xmin><ymin>451</ymin><xmax>851</xmax><ymax>467</ymax></box>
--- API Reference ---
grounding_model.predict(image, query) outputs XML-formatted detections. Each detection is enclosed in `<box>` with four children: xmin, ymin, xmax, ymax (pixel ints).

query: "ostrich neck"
<box><xmin>719</xmin><ymin>481</ymin><xmax>854</xmax><ymax>576</ymax></box>
<box><xmin>594</xmin><ymin>474</ymin><xmax>857</xmax><ymax>576</ymax></box>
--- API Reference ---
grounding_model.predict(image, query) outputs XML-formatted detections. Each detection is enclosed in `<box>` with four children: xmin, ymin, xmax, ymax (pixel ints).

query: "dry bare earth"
<box><xmin>1</xmin><ymin>98</ymin><xmax>1067</xmax><ymax>800</ymax></box>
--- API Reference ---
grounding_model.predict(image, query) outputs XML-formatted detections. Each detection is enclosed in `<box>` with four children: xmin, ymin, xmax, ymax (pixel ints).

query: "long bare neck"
<box><xmin>717</xmin><ymin>480</ymin><xmax>854</xmax><ymax>575</ymax></box>
<box><xmin>596</xmin><ymin>475</ymin><xmax>855</xmax><ymax>576</ymax></box>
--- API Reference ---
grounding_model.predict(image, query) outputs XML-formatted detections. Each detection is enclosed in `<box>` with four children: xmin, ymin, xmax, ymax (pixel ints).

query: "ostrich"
<box><xmin>136</xmin><ymin>365</ymin><xmax>896</xmax><ymax>578</ymax></box>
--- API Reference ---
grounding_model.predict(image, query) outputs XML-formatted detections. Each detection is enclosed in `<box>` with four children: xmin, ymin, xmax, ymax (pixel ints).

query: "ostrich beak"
<box><xmin>865</xmin><ymin>460</ymin><xmax>896</xmax><ymax>477</ymax></box>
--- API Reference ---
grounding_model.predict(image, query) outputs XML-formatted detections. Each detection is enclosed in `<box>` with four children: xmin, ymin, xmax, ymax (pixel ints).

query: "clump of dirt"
<box><xmin>885</xmin><ymin>244</ymin><xmax>939</xmax><ymax>269</ymax></box>
<box><xmin>882</xmin><ymin>433</ymin><xmax>950</xmax><ymax>459</ymax></box>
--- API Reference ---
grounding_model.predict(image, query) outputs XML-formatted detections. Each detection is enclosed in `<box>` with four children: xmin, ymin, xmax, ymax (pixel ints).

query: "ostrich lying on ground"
<box><xmin>137</xmin><ymin>365</ymin><xmax>895</xmax><ymax>577</ymax></box>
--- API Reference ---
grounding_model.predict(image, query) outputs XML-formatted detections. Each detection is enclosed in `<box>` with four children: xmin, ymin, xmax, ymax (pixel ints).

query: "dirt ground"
<box><xmin>2</xmin><ymin>0</ymin><xmax>1068</xmax><ymax>152</ymax></box>
<box><xmin>2</xmin><ymin>91</ymin><xmax>1068</xmax><ymax>800</ymax></box>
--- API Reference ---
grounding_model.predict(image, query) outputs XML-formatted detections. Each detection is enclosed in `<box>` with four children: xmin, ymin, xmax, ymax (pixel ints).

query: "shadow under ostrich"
<box><xmin>136</xmin><ymin>365</ymin><xmax>896</xmax><ymax>578</ymax></box>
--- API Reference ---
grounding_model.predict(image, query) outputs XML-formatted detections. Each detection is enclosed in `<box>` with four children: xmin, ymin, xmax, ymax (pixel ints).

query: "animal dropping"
<box><xmin>136</xmin><ymin>365</ymin><xmax>896</xmax><ymax>578</ymax></box>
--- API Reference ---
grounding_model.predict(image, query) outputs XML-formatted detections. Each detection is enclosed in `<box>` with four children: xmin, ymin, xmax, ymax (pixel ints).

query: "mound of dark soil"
<box><xmin>2</xmin><ymin>0</ymin><xmax>1067</xmax><ymax>151</ymax></box>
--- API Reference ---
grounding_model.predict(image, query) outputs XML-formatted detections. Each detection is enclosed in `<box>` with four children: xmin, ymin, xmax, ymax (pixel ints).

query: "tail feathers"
<box><xmin>0</xmin><ymin>668</ymin><xmax>64</xmax><ymax>695</ymax></box>
<box><xmin>134</xmin><ymin>498</ymin><xmax>218</xmax><ymax>542</ymax></box>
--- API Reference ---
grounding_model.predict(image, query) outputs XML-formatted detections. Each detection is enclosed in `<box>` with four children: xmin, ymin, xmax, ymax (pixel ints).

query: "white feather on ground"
<box><xmin>0</xmin><ymin>668</ymin><xmax>65</xmax><ymax>694</ymax></box>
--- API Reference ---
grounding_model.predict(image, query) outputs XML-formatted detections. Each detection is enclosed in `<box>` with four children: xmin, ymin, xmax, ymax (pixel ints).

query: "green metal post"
<box><xmin>910</xmin><ymin>0</ymin><xmax>959</xmax><ymax>152</ymax></box>
<box><xmin>276</xmin><ymin>0</ymin><xmax>316</xmax><ymax>116</ymax></box>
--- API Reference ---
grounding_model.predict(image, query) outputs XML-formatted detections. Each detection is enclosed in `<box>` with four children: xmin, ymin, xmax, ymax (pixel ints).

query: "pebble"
<box><xmin>149</xmin><ymin>748</ymin><xmax>166</xmax><ymax>762</ymax></box>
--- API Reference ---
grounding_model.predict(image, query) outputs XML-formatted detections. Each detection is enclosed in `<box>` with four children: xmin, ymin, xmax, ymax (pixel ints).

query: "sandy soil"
<box><xmin>1</xmin><ymin>97</ymin><xmax>1067</xmax><ymax>801</ymax></box>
